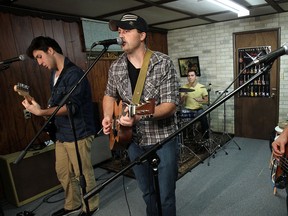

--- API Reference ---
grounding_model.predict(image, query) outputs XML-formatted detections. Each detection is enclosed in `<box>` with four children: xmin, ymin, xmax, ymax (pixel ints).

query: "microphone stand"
<box><xmin>83</xmin><ymin>62</ymin><xmax>273</xmax><ymax>215</ymax></box>
<box><xmin>13</xmin><ymin>45</ymin><xmax>110</xmax><ymax>214</ymax></box>
<box><xmin>0</xmin><ymin>64</ymin><xmax>9</xmax><ymax>71</ymax></box>
<box><xmin>66</xmin><ymin>101</ymin><xmax>90</xmax><ymax>214</ymax></box>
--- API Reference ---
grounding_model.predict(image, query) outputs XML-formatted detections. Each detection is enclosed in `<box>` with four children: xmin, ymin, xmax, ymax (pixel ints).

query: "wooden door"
<box><xmin>234</xmin><ymin>29</ymin><xmax>280</xmax><ymax>140</ymax></box>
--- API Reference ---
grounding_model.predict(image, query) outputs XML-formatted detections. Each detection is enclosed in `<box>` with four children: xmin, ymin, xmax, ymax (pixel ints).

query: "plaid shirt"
<box><xmin>105</xmin><ymin>51</ymin><xmax>179</xmax><ymax>146</ymax></box>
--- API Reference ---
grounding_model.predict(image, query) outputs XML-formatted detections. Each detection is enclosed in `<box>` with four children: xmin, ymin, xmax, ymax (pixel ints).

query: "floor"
<box><xmin>1</xmin><ymin>137</ymin><xmax>287</xmax><ymax>216</ymax></box>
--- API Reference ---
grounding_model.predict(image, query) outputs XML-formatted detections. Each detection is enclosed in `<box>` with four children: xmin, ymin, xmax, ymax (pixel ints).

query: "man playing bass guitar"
<box><xmin>272</xmin><ymin>127</ymin><xmax>288</xmax><ymax>213</ymax></box>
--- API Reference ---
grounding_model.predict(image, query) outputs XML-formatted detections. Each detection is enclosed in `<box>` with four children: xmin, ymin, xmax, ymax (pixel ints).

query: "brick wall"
<box><xmin>168</xmin><ymin>12</ymin><xmax>288</xmax><ymax>134</ymax></box>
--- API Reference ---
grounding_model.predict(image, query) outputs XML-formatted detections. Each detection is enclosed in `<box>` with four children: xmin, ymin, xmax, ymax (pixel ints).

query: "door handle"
<box><xmin>271</xmin><ymin>87</ymin><xmax>277</xmax><ymax>98</ymax></box>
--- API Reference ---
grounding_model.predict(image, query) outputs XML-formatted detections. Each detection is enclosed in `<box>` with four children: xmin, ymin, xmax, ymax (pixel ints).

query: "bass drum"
<box><xmin>178</xmin><ymin>108</ymin><xmax>196</xmax><ymax>122</ymax></box>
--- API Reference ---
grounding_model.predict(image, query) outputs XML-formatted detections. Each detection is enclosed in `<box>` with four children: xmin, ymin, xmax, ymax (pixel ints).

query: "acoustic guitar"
<box><xmin>14</xmin><ymin>82</ymin><xmax>57</xmax><ymax>141</ymax></box>
<box><xmin>110</xmin><ymin>99</ymin><xmax>155</xmax><ymax>151</ymax></box>
<box><xmin>271</xmin><ymin>145</ymin><xmax>288</xmax><ymax>190</ymax></box>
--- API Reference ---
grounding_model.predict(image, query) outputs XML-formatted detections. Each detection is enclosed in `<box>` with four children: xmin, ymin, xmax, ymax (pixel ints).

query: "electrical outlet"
<box><xmin>23</xmin><ymin>109</ymin><xmax>31</xmax><ymax>119</ymax></box>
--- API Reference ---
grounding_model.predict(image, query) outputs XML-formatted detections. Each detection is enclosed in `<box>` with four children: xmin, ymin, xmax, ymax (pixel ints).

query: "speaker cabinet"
<box><xmin>91</xmin><ymin>135</ymin><xmax>112</xmax><ymax>166</ymax></box>
<box><xmin>0</xmin><ymin>145</ymin><xmax>61</xmax><ymax>207</ymax></box>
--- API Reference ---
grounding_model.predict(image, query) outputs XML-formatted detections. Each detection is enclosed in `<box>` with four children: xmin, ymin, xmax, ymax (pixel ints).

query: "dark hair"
<box><xmin>26</xmin><ymin>36</ymin><xmax>63</xmax><ymax>58</ymax></box>
<box><xmin>187</xmin><ymin>69</ymin><xmax>197</xmax><ymax>75</ymax></box>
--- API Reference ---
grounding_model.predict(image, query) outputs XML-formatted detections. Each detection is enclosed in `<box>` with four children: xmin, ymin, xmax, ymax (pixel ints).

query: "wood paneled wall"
<box><xmin>0</xmin><ymin>11</ymin><xmax>168</xmax><ymax>156</ymax></box>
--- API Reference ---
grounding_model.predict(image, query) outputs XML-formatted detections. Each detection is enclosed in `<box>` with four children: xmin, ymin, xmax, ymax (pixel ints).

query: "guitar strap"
<box><xmin>132</xmin><ymin>49</ymin><xmax>153</xmax><ymax>104</ymax></box>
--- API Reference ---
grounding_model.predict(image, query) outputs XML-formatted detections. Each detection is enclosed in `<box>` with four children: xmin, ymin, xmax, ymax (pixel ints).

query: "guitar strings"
<box><xmin>280</xmin><ymin>156</ymin><xmax>288</xmax><ymax>173</ymax></box>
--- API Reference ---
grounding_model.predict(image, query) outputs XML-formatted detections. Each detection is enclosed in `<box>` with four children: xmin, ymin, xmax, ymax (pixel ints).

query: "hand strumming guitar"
<box><xmin>102</xmin><ymin>105</ymin><xmax>140</xmax><ymax>133</ymax></box>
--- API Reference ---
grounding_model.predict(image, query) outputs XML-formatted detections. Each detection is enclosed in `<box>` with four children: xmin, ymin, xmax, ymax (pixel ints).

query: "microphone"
<box><xmin>0</xmin><ymin>54</ymin><xmax>26</xmax><ymax>65</ymax></box>
<box><xmin>246</xmin><ymin>45</ymin><xmax>288</xmax><ymax>68</ymax></box>
<box><xmin>91</xmin><ymin>37</ymin><xmax>123</xmax><ymax>48</ymax></box>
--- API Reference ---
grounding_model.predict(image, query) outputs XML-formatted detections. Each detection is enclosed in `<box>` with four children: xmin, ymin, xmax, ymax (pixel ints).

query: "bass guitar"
<box><xmin>14</xmin><ymin>83</ymin><xmax>57</xmax><ymax>141</ymax></box>
<box><xmin>110</xmin><ymin>99</ymin><xmax>155</xmax><ymax>151</ymax></box>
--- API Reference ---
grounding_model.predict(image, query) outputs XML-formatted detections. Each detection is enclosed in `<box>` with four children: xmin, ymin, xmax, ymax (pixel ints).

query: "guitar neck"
<box><xmin>24</xmin><ymin>94</ymin><xmax>34</xmax><ymax>103</ymax></box>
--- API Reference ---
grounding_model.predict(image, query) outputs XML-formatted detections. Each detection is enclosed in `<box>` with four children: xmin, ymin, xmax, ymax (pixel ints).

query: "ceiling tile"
<box><xmin>249</xmin><ymin>5</ymin><xmax>277</xmax><ymax>16</ymax></box>
<box><xmin>106</xmin><ymin>6</ymin><xmax>190</xmax><ymax>25</ymax></box>
<box><xmin>279</xmin><ymin>3</ymin><xmax>288</xmax><ymax>11</ymax></box>
<box><xmin>14</xmin><ymin>0</ymin><xmax>143</xmax><ymax>17</ymax></box>
<box><xmin>153</xmin><ymin>18</ymin><xmax>211</xmax><ymax>30</ymax></box>
<box><xmin>245</xmin><ymin>0</ymin><xmax>267</xmax><ymax>6</ymax></box>
<box><xmin>206</xmin><ymin>12</ymin><xmax>240</xmax><ymax>22</ymax></box>
<box><xmin>164</xmin><ymin>0</ymin><xmax>227</xmax><ymax>15</ymax></box>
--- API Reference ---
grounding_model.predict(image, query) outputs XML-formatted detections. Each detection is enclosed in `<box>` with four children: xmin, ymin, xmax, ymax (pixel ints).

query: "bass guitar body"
<box><xmin>272</xmin><ymin>145</ymin><xmax>288</xmax><ymax>189</ymax></box>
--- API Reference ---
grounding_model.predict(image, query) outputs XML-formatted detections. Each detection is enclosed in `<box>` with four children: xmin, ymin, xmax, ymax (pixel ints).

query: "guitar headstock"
<box><xmin>14</xmin><ymin>83</ymin><xmax>33</xmax><ymax>102</ymax></box>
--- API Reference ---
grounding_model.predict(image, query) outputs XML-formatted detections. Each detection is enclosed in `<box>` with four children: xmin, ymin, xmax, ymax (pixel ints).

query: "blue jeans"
<box><xmin>128</xmin><ymin>137</ymin><xmax>178</xmax><ymax>216</ymax></box>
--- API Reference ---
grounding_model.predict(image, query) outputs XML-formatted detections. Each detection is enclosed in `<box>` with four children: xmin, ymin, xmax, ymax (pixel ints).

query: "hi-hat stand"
<box><xmin>201</xmin><ymin>84</ymin><xmax>218</xmax><ymax>153</ymax></box>
<box><xmin>178</xmin><ymin>129</ymin><xmax>202</xmax><ymax>164</ymax></box>
<box><xmin>205</xmin><ymin>90</ymin><xmax>231</xmax><ymax>166</ymax></box>
<box><xmin>205</xmin><ymin>67</ymin><xmax>245</xmax><ymax>163</ymax></box>
<box><xmin>205</xmin><ymin>89</ymin><xmax>242</xmax><ymax>165</ymax></box>
<box><xmin>218</xmin><ymin>90</ymin><xmax>241</xmax><ymax>149</ymax></box>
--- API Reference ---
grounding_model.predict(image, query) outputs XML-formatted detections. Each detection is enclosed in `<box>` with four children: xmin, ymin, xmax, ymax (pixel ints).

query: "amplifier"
<box><xmin>0</xmin><ymin>145</ymin><xmax>61</xmax><ymax>207</ymax></box>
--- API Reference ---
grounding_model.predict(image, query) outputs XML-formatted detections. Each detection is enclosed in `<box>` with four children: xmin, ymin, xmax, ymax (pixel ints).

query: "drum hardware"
<box><xmin>219</xmin><ymin>90</ymin><xmax>241</xmax><ymax>150</ymax></box>
<box><xmin>198</xmin><ymin>85</ymin><xmax>220</xmax><ymax>165</ymax></box>
<box><xmin>178</xmin><ymin>127</ymin><xmax>202</xmax><ymax>164</ymax></box>
<box><xmin>179</xmin><ymin>88</ymin><xmax>195</xmax><ymax>93</ymax></box>
<box><xmin>206</xmin><ymin>90</ymin><xmax>241</xmax><ymax>165</ymax></box>
<box><xmin>177</xmin><ymin>109</ymin><xmax>203</xmax><ymax>163</ymax></box>
<box><xmin>178</xmin><ymin>109</ymin><xmax>202</xmax><ymax>141</ymax></box>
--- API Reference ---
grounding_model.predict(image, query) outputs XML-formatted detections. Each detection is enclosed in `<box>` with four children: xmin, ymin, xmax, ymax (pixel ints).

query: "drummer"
<box><xmin>180</xmin><ymin>69</ymin><xmax>209</xmax><ymax>139</ymax></box>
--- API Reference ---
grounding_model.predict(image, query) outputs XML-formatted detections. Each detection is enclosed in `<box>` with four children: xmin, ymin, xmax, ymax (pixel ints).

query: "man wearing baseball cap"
<box><xmin>109</xmin><ymin>13</ymin><xmax>148</xmax><ymax>32</ymax></box>
<box><xmin>102</xmin><ymin>13</ymin><xmax>179</xmax><ymax>216</ymax></box>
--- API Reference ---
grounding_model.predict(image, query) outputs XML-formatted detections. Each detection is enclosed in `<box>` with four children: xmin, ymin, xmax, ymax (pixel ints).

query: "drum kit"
<box><xmin>178</xmin><ymin>88</ymin><xmax>200</xmax><ymax>138</ymax></box>
<box><xmin>177</xmin><ymin>82</ymin><xmax>243</xmax><ymax>165</ymax></box>
<box><xmin>177</xmin><ymin>84</ymin><xmax>232</xmax><ymax>164</ymax></box>
<box><xmin>177</xmin><ymin>88</ymin><xmax>207</xmax><ymax>163</ymax></box>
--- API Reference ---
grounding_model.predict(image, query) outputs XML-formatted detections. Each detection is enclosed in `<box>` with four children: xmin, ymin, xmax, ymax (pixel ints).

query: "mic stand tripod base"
<box><xmin>206</xmin><ymin>143</ymin><xmax>228</xmax><ymax>166</ymax></box>
<box><xmin>220</xmin><ymin>132</ymin><xmax>241</xmax><ymax>151</ymax></box>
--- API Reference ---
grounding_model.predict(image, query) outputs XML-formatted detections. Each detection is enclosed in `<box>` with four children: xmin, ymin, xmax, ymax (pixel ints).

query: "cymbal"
<box><xmin>179</xmin><ymin>88</ymin><xmax>195</xmax><ymax>92</ymax></box>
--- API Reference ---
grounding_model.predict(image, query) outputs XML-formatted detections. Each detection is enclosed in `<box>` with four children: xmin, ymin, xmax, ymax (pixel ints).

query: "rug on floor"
<box><xmin>99</xmin><ymin>132</ymin><xmax>231</xmax><ymax>179</ymax></box>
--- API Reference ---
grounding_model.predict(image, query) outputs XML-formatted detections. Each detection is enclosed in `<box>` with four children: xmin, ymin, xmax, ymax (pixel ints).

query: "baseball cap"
<box><xmin>109</xmin><ymin>13</ymin><xmax>148</xmax><ymax>32</ymax></box>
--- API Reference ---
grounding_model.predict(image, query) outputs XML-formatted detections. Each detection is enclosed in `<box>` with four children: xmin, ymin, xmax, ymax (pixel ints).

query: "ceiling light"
<box><xmin>208</xmin><ymin>0</ymin><xmax>250</xmax><ymax>17</ymax></box>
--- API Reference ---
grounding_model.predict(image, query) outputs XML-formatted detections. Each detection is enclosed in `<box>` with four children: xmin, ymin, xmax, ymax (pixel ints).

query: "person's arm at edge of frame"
<box><xmin>272</xmin><ymin>127</ymin><xmax>288</xmax><ymax>158</ymax></box>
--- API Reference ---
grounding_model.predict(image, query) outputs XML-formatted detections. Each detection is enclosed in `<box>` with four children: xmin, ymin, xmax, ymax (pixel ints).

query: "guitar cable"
<box><xmin>122</xmin><ymin>175</ymin><xmax>132</xmax><ymax>216</ymax></box>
